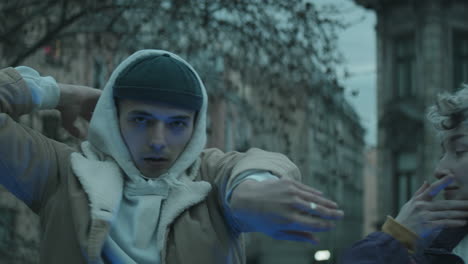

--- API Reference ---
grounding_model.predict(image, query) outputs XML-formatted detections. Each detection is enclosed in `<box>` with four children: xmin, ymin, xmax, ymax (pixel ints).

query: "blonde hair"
<box><xmin>427</xmin><ymin>84</ymin><xmax>468</xmax><ymax>131</ymax></box>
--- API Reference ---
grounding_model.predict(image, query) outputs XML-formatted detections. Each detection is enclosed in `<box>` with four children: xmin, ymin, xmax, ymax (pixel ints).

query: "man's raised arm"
<box><xmin>0</xmin><ymin>66</ymin><xmax>99</xmax><ymax>213</ymax></box>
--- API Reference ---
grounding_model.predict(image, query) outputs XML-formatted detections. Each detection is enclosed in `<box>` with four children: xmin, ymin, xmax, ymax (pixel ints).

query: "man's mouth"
<box><xmin>143</xmin><ymin>158</ymin><xmax>170</xmax><ymax>171</ymax></box>
<box><xmin>144</xmin><ymin>157</ymin><xmax>169</xmax><ymax>162</ymax></box>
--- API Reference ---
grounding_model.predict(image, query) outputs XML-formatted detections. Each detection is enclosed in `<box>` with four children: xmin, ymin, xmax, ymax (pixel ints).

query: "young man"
<box><xmin>0</xmin><ymin>49</ymin><xmax>344</xmax><ymax>264</ymax></box>
<box><xmin>341</xmin><ymin>86</ymin><xmax>468</xmax><ymax>264</ymax></box>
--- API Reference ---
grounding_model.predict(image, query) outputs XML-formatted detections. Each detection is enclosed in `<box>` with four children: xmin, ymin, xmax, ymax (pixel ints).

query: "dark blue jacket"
<box><xmin>341</xmin><ymin>227</ymin><xmax>468</xmax><ymax>264</ymax></box>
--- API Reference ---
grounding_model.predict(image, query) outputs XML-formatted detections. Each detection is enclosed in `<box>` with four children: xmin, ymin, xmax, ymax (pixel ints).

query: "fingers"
<box><xmin>428</xmin><ymin>210</ymin><xmax>468</xmax><ymax>221</ymax></box>
<box><xmin>284</xmin><ymin>179</ymin><xmax>337</xmax><ymax>209</ymax></box>
<box><xmin>289</xmin><ymin>181</ymin><xmax>343</xmax><ymax>219</ymax></box>
<box><xmin>293</xmin><ymin>188</ymin><xmax>343</xmax><ymax>219</ymax></box>
<box><xmin>273</xmin><ymin>230</ymin><xmax>319</xmax><ymax>244</ymax></box>
<box><xmin>414</xmin><ymin>181</ymin><xmax>430</xmax><ymax>196</ymax></box>
<box><xmin>81</xmin><ymin>87</ymin><xmax>101</xmax><ymax>121</ymax></box>
<box><xmin>63</xmin><ymin>121</ymin><xmax>87</xmax><ymax>139</ymax></box>
<box><xmin>295</xmin><ymin>187</ymin><xmax>338</xmax><ymax>209</ymax></box>
<box><xmin>420</xmin><ymin>175</ymin><xmax>455</xmax><ymax>200</ymax></box>
<box><xmin>296</xmin><ymin>200</ymin><xmax>344</xmax><ymax>220</ymax></box>
<box><xmin>289</xmin><ymin>212</ymin><xmax>336</xmax><ymax>232</ymax></box>
<box><xmin>429</xmin><ymin>200</ymin><xmax>468</xmax><ymax>211</ymax></box>
<box><xmin>63</xmin><ymin>122</ymin><xmax>81</xmax><ymax>138</ymax></box>
<box><xmin>428</xmin><ymin>219</ymin><xmax>467</xmax><ymax>229</ymax></box>
<box><xmin>291</xmin><ymin>180</ymin><xmax>323</xmax><ymax>196</ymax></box>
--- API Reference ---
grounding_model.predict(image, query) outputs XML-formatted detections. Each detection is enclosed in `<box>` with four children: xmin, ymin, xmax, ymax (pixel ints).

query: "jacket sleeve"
<box><xmin>199</xmin><ymin>147</ymin><xmax>302</xmax><ymax>232</ymax></box>
<box><xmin>381</xmin><ymin>216</ymin><xmax>419</xmax><ymax>253</ymax></box>
<box><xmin>0</xmin><ymin>67</ymin><xmax>69</xmax><ymax>214</ymax></box>
<box><xmin>200</xmin><ymin>147</ymin><xmax>301</xmax><ymax>185</ymax></box>
<box><xmin>340</xmin><ymin>232</ymin><xmax>414</xmax><ymax>264</ymax></box>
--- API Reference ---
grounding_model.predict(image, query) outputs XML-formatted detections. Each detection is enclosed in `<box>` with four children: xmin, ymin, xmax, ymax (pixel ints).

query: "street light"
<box><xmin>314</xmin><ymin>250</ymin><xmax>331</xmax><ymax>262</ymax></box>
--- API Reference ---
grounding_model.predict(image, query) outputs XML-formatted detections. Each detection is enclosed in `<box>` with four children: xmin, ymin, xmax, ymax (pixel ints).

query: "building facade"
<box><xmin>355</xmin><ymin>0</ymin><xmax>468</xmax><ymax>220</ymax></box>
<box><xmin>212</xmin><ymin>70</ymin><xmax>366</xmax><ymax>263</ymax></box>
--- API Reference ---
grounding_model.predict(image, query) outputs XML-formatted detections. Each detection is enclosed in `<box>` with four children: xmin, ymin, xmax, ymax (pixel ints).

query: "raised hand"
<box><xmin>229</xmin><ymin>178</ymin><xmax>344</xmax><ymax>244</ymax></box>
<box><xmin>56</xmin><ymin>84</ymin><xmax>101</xmax><ymax>139</ymax></box>
<box><xmin>395</xmin><ymin>175</ymin><xmax>468</xmax><ymax>238</ymax></box>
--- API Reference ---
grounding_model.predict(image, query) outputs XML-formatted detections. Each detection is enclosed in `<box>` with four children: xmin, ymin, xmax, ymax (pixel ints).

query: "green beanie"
<box><xmin>114</xmin><ymin>53</ymin><xmax>203</xmax><ymax>110</ymax></box>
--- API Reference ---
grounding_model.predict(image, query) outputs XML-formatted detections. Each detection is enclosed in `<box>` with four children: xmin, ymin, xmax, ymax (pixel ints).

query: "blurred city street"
<box><xmin>1</xmin><ymin>0</ymin><xmax>467</xmax><ymax>263</ymax></box>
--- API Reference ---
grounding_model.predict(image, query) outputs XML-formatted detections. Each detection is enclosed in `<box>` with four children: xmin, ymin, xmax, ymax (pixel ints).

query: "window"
<box><xmin>453</xmin><ymin>30</ymin><xmax>468</xmax><ymax>90</ymax></box>
<box><xmin>394</xmin><ymin>35</ymin><xmax>416</xmax><ymax>98</ymax></box>
<box><xmin>394</xmin><ymin>151</ymin><xmax>418</xmax><ymax>209</ymax></box>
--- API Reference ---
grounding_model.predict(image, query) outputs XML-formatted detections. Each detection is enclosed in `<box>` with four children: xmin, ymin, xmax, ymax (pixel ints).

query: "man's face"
<box><xmin>437</xmin><ymin>127</ymin><xmax>468</xmax><ymax>200</ymax></box>
<box><xmin>118</xmin><ymin>98</ymin><xmax>195</xmax><ymax>178</ymax></box>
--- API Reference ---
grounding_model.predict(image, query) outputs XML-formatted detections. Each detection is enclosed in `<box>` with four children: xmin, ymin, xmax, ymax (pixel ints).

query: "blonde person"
<box><xmin>342</xmin><ymin>85</ymin><xmax>468</xmax><ymax>264</ymax></box>
<box><xmin>0</xmin><ymin>50</ymin><xmax>344</xmax><ymax>264</ymax></box>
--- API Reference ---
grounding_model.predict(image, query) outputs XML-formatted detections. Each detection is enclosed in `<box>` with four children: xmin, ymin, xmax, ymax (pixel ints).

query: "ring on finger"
<box><xmin>309</xmin><ymin>202</ymin><xmax>317</xmax><ymax>210</ymax></box>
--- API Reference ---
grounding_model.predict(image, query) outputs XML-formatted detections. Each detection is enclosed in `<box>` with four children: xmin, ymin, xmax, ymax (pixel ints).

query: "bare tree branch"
<box><xmin>1</xmin><ymin>0</ymin><xmax>347</xmax><ymax>90</ymax></box>
<box><xmin>7</xmin><ymin>3</ymin><xmax>136</xmax><ymax>65</ymax></box>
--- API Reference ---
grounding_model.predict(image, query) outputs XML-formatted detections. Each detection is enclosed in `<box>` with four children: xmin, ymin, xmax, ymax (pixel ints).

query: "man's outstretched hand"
<box><xmin>229</xmin><ymin>178</ymin><xmax>344</xmax><ymax>244</ymax></box>
<box><xmin>56</xmin><ymin>84</ymin><xmax>101</xmax><ymax>139</ymax></box>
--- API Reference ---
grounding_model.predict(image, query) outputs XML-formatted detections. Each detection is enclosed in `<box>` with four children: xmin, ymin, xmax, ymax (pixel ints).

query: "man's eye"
<box><xmin>170</xmin><ymin>121</ymin><xmax>187</xmax><ymax>128</ymax></box>
<box><xmin>132</xmin><ymin>117</ymin><xmax>148</xmax><ymax>124</ymax></box>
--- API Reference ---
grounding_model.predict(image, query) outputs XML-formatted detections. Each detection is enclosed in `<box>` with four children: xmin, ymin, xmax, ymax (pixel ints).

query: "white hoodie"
<box><xmin>81</xmin><ymin>50</ymin><xmax>210</xmax><ymax>263</ymax></box>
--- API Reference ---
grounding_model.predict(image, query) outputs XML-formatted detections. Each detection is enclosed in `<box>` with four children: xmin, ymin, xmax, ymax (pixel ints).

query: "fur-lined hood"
<box><xmin>69</xmin><ymin>50</ymin><xmax>212</xmax><ymax>262</ymax></box>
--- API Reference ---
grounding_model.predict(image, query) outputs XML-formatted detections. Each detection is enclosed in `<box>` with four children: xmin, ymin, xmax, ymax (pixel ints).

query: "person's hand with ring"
<box><xmin>229</xmin><ymin>178</ymin><xmax>344</xmax><ymax>244</ymax></box>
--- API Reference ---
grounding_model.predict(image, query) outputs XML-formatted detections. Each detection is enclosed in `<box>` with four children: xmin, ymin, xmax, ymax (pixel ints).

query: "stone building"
<box><xmin>354</xmin><ymin>0</ymin><xmax>468</xmax><ymax>221</ymax></box>
<box><xmin>0</xmin><ymin>32</ymin><xmax>365</xmax><ymax>263</ymax></box>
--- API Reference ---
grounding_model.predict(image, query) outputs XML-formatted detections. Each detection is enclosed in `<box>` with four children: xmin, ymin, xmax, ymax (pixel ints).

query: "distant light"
<box><xmin>314</xmin><ymin>250</ymin><xmax>331</xmax><ymax>261</ymax></box>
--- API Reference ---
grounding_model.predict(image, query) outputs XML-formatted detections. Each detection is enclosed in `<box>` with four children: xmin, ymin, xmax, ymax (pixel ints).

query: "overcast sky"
<box><xmin>315</xmin><ymin>0</ymin><xmax>377</xmax><ymax>146</ymax></box>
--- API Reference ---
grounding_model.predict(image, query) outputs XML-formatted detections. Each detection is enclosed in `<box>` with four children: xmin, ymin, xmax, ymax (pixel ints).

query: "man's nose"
<box><xmin>149</xmin><ymin>123</ymin><xmax>166</xmax><ymax>151</ymax></box>
<box><xmin>434</xmin><ymin>152</ymin><xmax>454</xmax><ymax>179</ymax></box>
